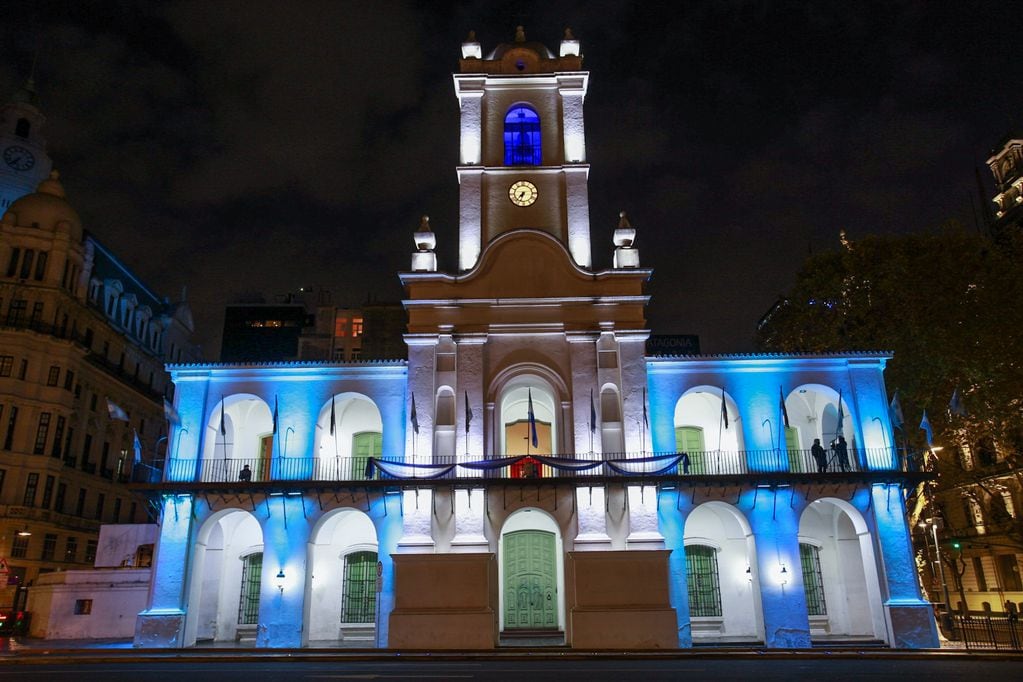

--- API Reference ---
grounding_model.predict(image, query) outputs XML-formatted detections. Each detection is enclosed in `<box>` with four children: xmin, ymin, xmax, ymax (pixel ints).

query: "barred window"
<box><xmin>341</xmin><ymin>551</ymin><xmax>377</xmax><ymax>623</ymax></box>
<box><xmin>238</xmin><ymin>552</ymin><xmax>263</xmax><ymax>625</ymax></box>
<box><xmin>800</xmin><ymin>543</ymin><xmax>828</xmax><ymax>616</ymax></box>
<box><xmin>685</xmin><ymin>544</ymin><xmax>722</xmax><ymax>617</ymax></box>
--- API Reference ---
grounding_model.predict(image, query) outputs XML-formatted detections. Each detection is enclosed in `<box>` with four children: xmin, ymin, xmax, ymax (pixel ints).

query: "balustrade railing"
<box><xmin>149</xmin><ymin>447</ymin><xmax>895</xmax><ymax>485</ymax></box>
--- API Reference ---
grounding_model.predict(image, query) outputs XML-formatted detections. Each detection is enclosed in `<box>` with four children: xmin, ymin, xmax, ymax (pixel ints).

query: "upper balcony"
<box><xmin>131</xmin><ymin>446</ymin><xmax>927</xmax><ymax>492</ymax></box>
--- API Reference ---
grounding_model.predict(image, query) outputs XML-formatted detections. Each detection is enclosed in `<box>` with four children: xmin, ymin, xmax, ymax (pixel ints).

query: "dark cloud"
<box><xmin>1</xmin><ymin>1</ymin><xmax>1019</xmax><ymax>355</ymax></box>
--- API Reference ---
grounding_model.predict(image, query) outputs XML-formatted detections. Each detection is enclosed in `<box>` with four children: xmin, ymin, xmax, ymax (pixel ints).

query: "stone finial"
<box><xmin>413</xmin><ymin>214</ymin><xmax>436</xmax><ymax>255</ymax></box>
<box><xmin>560</xmin><ymin>27</ymin><xmax>581</xmax><ymax>57</ymax></box>
<box><xmin>515</xmin><ymin>25</ymin><xmax>526</xmax><ymax>42</ymax></box>
<box><xmin>613</xmin><ymin>210</ymin><xmax>640</xmax><ymax>268</ymax></box>
<box><xmin>37</xmin><ymin>169</ymin><xmax>67</xmax><ymax>198</ymax></box>
<box><xmin>462</xmin><ymin>30</ymin><xmax>482</xmax><ymax>59</ymax></box>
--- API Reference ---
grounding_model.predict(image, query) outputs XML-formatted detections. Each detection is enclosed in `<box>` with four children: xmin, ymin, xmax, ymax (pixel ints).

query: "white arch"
<box><xmin>491</xmin><ymin>364</ymin><xmax>567</xmax><ymax>457</ymax></box>
<box><xmin>202</xmin><ymin>394</ymin><xmax>273</xmax><ymax>481</ymax></box>
<box><xmin>498</xmin><ymin>507</ymin><xmax>565</xmax><ymax>634</ymax></box>
<box><xmin>304</xmin><ymin>508</ymin><xmax>379</xmax><ymax>645</ymax></box>
<box><xmin>599</xmin><ymin>384</ymin><xmax>624</xmax><ymax>454</ymax></box>
<box><xmin>674</xmin><ymin>387</ymin><xmax>746</xmax><ymax>473</ymax></box>
<box><xmin>313</xmin><ymin>393</ymin><xmax>382</xmax><ymax>480</ymax></box>
<box><xmin>684</xmin><ymin>502</ymin><xmax>764</xmax><ymax>642</ymax></box>
<box><xmin>798</xmin><ymin>498</ymin><xmax>887</xmax><ymax>642</ymax></box>
<box><xmin>183</xmin><ymin>508</ymin><xmax>264</xmax><ymax>646</ymax></box>
<box><xmin>784</xmin><ymin>384</ymin><xmax>857</xmax><ymax>451</ymax></box>
<box><xmin>434</xmin><ymin>386</ymin><xmax>456</xmax><ymax>460</ymax></box>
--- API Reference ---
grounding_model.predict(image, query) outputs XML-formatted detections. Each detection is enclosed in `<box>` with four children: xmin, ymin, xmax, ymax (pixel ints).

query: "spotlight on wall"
<box><xmin>16</xmin><ymin>527</ymin><xmax>31</xmax><ymax>537</ymax></box>
<box><xmin>275</xmin><ymin>569</ymin><xmax>286</xmax><ymax>593</ymax></box>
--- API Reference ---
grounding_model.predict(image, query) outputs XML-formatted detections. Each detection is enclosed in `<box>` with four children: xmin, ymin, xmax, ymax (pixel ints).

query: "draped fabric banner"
<box><xmin>366</xmin><ymin>453</ymin><xmax>684</xmax><ymax>479</ymax></box>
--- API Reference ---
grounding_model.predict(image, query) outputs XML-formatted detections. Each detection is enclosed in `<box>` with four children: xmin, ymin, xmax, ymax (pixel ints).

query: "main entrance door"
<box><xmin>503</xmin><ymin>529</ymin><xmax>557</xmax><ymax>630</ymax></box>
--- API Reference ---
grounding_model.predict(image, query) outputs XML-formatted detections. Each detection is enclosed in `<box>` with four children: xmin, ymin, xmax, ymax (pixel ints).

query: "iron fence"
<box><xmin>954</xmin><ymin>613</ymin><xmax>1023</xmax><ymax>650</ymax></box>
<box><xmin>152</xmin><ymin>447</ymin><xmax>895</xmax><ymax>485</ymax></box>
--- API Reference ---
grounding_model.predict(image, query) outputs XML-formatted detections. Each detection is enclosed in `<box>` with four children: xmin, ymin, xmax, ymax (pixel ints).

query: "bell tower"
<box><xmin>0</xmin><ymin>79</ymin><xmax>52</xmax><ymax>215</ymax></box>
<box><xmin>454</xmin><ymin>27</ymin><xmax>591</xmax><ymax>270</ymax></box>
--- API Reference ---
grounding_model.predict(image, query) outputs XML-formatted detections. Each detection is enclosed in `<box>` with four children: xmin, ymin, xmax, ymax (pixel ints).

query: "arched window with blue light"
<box><xmin>504</xmin><ymin>105</ymin><xmax>541</xmax><ymax>165</ymax></box>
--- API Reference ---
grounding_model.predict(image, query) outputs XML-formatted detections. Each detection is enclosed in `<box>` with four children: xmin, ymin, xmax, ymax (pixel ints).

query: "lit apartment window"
<box><xmin>46</xmin><ymin>366</ymin><xmax>60</xmax><ymax>386</ymax></box>
<box><xmin>0</xmin><ymin>356</ymin><xmax>13</xmax><ymax>376</ymax></box>
<box><xmin>352</xmin><ymin>317</ymin><xmax>364</xmax><ymax>337</ymax></box>
<box><xmin>84</xmin><ymin>539</ymin><xmax>97</xmax><ymax>564</ymax></box>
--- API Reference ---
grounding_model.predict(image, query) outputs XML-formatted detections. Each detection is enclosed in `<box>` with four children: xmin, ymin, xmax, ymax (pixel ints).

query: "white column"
<box><xmin>457</xmin><ymin>168</ymin><xmax>483</xmax><ymax>271</ymax></box>
<box><xmin>456</xmin><ymin>334</ymin><xmax>486</xmax><ymax>458</ymax></box>
<box><xmin>575</xmin><ymin>486</ymin><xmax>612</xmax><ymax>550</ymax></box>
<box><xmin>397</xmin><ymin>489</ymin><xmax>435</xmax><ymax>552</ymax></box>
<box><xmin>567</xmin><ymin>332</ymin><xmax>599</xmax><ymax>454</ymax></box>
<box><xmin>617</xmin><ymin>332</ymin><xmax>651</xmax><ymax>453</ymax></box>
<box><xmin>405</xmin><ymin>335</ymin><xmax>438</xmax><ymax>460</ymax></box>
<box><xmin>626</xmin><ymin>484</ymin><xmax>664</xmax><ymax>549</ymax></box>
<box><xmin>564</xmin><ymin>165</ymin><xmax>592</xmax><ymax>269</ymax></box>
<box><xmin>451</xmin><ymin>488</ymin><xmax>488</xmax><ymax>551</ymax></box>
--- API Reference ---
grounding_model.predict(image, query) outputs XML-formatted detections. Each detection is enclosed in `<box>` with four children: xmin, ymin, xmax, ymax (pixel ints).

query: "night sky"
<box><xmin>2</xmin><ymin>1</ymin><xmax>1019</xmax><ymax>357</ymax></box>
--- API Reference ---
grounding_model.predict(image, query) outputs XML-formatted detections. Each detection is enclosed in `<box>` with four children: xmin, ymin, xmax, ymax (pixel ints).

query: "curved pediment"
<box><xmin>457</xmin><ymin>230</ymin><xmax>596</xmax><ymax>298</ymax></box>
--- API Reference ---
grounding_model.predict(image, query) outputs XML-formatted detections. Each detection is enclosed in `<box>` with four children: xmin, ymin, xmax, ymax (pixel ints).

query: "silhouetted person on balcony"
<box><xmin>835</xmin><ymin>435</ymin><xmax>850</xmax><ymax>472</ymax></box>
<box><xmin>680</xmin><ymin>451</ymin><xmax>691</xmax><ymax>475</ymax></box>
<box><xmin>1007</xmin><ymin>600</ymin><xmax>1019</xmax><ymax>623</ymax></box>
<box><xmin>811</xmin><ymin>439</ymin><xmax>828</xmax><ymax>473</ymax></box>
<box><xmin>239</xmin><ymin>464</ymin><xmax>252</xmax><ymax>482</ymax></box>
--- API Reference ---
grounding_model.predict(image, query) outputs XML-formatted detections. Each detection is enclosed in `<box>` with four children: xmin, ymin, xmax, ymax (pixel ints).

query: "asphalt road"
<box><xmin>1</xmin><ymin>657</ymin><xmax>1021</xmax><ymax>681</ymax></box>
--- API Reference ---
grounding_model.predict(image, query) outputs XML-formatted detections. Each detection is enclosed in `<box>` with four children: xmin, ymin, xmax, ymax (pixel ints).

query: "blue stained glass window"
<box><xmin>504</xmin><ymin>106</ymin><xmax>541</xmax><ymax>165</ymax></box>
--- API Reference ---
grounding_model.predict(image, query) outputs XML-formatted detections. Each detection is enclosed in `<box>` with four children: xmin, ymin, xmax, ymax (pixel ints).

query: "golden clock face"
<box><xmin>509</xmin><ymin>180</ymin><xmax>538</xmax><ymax>207</ymax></box>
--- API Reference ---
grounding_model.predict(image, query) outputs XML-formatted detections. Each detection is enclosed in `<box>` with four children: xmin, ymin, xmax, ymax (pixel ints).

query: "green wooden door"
<box><xmin>503</xmin><ymin>530</ymin><xmax>557</xmax><ymax>630</ymax></box>
<box><xmin>784</xmin><ymin>427</ymin><xmax>803</xmax><ymax>472</ymax></box>
<box><xmin>352</xmin><ymin>432</ymin><xmax>382</xmax><ymax>480</ymax></box>
<box><xmin>675</xmin><ymin>426</ymin><xmax>706</xmax><ymax>474</ymax></box>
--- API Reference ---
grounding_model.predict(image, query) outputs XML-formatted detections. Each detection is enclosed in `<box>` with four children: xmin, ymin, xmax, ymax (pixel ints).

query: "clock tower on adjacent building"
<box><xmin>0</xmin><ymin>79</ymin><xmax>52</xmax><ymax>215</ymax></box>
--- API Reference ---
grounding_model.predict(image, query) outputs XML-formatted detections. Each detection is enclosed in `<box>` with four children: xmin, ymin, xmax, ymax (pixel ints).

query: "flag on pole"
<box><xmin>920</xmin><ymin>410</ymin><xmax>934</xmax><ymax>448</ymax></box>
<box><xmin>219</xmin><ymin>395</ymin><xmax>226</xmax><ymax>436</ymax></box>
<box><xmin>106</xmin><ymin>398</ymin><xmax>129</xmax><ymax>422</ymax></box>
<box><xmin>889</xmin><ymin>391</ymin><xmax>904</xmax><ymax>429</ymax></box>
<box><xmin>272</xmin><ymin>395</ymin><xmax>279</xmax><ymax>435</ymax></box>
<box><xmin>720</xmin><ymin>388</ymin><xmax>729</xmax><ymax>430</ymax></box>
<box><xmin>464</xmin><ymin>390</ymin><xmax>472</xmax><ymax>434</ymax></box>
<box><xmin>163</xmin><ymin>398</ymin><xmax>181</xmax><ymax>426</ymax></box>
<box><xmin>527</xmin><ymin>388</ymin><xmax>538</xmax><ymax>448</ymax></box>
<box><xmin>836</xmin><ymin>389</ymin><xmax>845</xmax><ymax>436</ymax></box>
<box><xmin>410</xmin><ymin>392</ymin><xmax>419</xmax><ymax>435</ymax></box>
<box><xmin>329</xmin><ymin>395</ymin><xmax>336</xmax><ymax>435</ymax></box>
<box><xmin>779</xmin><ymin>386</ymin><xmax>790</xmax><ymax>429</ymax></box>
<box><xmin>949</xmin><ymin>388</ymin><xmax>967</xmax><ymax>417</ymax></box>
<box><xmin>642</xmin><ymin>387</ymin><xmax>649</xmax><ymax>427</ymax></box>
<box><xmin>589</xmin><ymin>388</ymin><xmax>597</xmax><ymax>433</ymax></box>
<box><xmin>133</xmin><ymin>429</ymin><xmax>143</xmax><ymax>465</ymax></box>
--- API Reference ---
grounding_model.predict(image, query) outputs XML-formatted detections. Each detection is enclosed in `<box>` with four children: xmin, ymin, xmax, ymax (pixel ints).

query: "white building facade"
<box><xmin>134</xmin><ymin>28</ymin><xmax>938</xmax><ymax>650</ymax></box>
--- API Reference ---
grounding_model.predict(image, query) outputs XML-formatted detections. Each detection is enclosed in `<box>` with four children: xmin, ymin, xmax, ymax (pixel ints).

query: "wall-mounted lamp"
<box><xmin>746</xmin><ymin>565</ymin><xmax>753</xmax><ymax>582</ymax></box>
<box><xmin>275</xmin><ymin>568</ymin><xmax>286</xmax><ymax>593</ymax></box>
<box><xmin>16</xmin><ymin>527</ymin><xmax>31</xmax><ymax>537</ymax></box>
<box><xmin>779</xmin><ymin>564</ymin><xmax>789</xmax><ymax>586</ymax></box>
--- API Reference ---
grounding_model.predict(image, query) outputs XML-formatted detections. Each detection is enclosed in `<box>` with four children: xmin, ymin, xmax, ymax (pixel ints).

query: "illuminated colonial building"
<box><xmin>135</xmin><ymin>28</ymin><xmax>938</xmax><ymax>650</ymax></box>
<box><xmin>0</xmin><ymin>81</ymin><xmax>200</xmax><ymax>614</ymax></box>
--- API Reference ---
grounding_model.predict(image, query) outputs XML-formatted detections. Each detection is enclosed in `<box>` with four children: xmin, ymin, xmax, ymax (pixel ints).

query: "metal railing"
<box><xmin>954</xmin><ymin>613</ymin><xmax>1023</xmax><ymax>650</ymax></box>
<box><xmin>150</xmin><ymin>447</ymin><xmax>896</xmax><ymax>485</ymax></box>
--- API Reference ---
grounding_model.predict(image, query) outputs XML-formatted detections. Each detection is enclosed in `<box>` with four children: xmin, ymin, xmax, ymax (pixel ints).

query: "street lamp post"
<box><xmin>926</xmin><ymin>516</ymin><xmax>954</xmax><ymax>630</ymax></box>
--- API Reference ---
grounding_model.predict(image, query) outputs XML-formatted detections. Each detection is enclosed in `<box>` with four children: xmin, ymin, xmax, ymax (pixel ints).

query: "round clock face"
<box><xmin>509</xmin><ymin>180</ymin><xmax>538</xmax><ymax>207</ymax></box>
<box><xmin>3</xmin><ymin>145</ymin><xmax>35</xmax><ymax>171</ymax></box>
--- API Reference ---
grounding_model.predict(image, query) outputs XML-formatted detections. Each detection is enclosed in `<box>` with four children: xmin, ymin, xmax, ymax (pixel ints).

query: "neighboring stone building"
<box><xmin>133</xmin><ymin>28</ymin><xmax>937</xmax><ymax>650</ymax></box>
<box><xmin>0</xmin><ymin>82</ymin><xmax>200</xmax><ymax>613</ymax></box>
<box><xmin>987</xmin><ymin>134</ymin><xmax>1023</xmax><ymax>239</ymax></box>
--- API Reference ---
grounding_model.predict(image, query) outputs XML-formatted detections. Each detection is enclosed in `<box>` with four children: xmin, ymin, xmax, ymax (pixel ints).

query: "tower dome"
<box><xmin>2</xmin><ymin>170</ymin><xmax>83</xmax><ymax>241</ymax></box>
